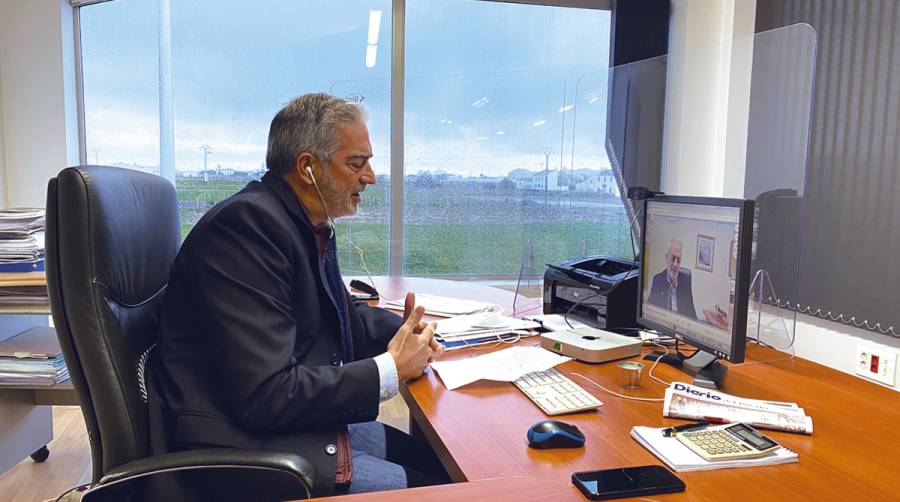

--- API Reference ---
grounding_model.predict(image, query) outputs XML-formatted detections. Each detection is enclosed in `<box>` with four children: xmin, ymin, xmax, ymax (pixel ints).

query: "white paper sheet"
<box><xmin>430</xmin><ymin>346</ymin><xmax>572</xmax><ymax>390</ymax></box>
<box><xmin>433</xmin><ymin>312</ymin><xmax>540</xmax><ymax>338</ymax></box>
<box><xmin>384</xmin><ymin>293</ymin><xmax>495</xmax><ymax>317</ymax></box>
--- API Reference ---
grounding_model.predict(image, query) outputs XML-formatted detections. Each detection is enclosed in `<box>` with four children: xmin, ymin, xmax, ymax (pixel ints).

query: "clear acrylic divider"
<box><xmin>740</xmin><ymin>24</ymin><xmax>816</xmax><ymax>358</ymax></box>
<box><xmin>601</xmin><ymin>24</ymin><xmax>816</xmax><ymax>357</ymax></box>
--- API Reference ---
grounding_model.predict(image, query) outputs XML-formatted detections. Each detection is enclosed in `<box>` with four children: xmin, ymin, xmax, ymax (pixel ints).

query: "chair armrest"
<box><xmin>84</xmin><ymin>449</ymin><xmax>316</xmax><ymax>502</ymax></box>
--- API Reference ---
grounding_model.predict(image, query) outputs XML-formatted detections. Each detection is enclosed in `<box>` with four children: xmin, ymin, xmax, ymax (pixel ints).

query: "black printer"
<box><xmin>542</xmin><ymin>256</ymin><xmax>639</xmax><ymax>332</ymax></box>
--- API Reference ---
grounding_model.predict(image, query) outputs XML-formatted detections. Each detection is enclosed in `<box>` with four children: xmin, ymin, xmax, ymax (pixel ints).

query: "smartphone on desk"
<box><xmin>572</xmin><ymin>465</ymin><xmax>685</xmax><ymax>500</ymax></box>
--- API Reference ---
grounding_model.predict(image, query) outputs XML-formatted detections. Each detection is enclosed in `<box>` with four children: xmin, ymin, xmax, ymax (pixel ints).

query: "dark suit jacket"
<box><xmin>647</xmin><ymin>269</ymin><xmax>697</xmax><ymax>320</ymax></box>
<box><xmin>148</xmin><ymin>172</ymin><xmax>402</xmax><ymax>496</ymax></box>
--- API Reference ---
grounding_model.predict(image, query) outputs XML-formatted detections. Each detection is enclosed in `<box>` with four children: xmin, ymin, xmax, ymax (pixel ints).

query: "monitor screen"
<box><xmin>636</xmin><ymin>196</ymin><xmax>753</xmax><ymax>363</ymax></box>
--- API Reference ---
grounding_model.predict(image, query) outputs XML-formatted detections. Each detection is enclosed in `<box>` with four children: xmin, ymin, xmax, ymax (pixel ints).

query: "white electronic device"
<box><xmin>540</xmin><ymin>327</ymin><xmax>641</xmax><ymax>364</ymax></box>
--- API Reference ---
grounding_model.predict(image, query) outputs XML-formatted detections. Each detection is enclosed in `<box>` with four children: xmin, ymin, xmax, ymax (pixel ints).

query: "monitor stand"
<box><xmin>644</xmin><ymin>349</ymin><xmax>727</xmax><ymax>389</ymax></box>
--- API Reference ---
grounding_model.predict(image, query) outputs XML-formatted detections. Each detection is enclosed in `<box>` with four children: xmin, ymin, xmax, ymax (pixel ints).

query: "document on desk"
<box><xmin>520</xmin><ymin>313</ymin><xmax>591</xmax><ymax>332</ymax></box>
<box><xmin>430</xmin><ymin>346</ymin><xmax>571</xmax><ymax>390</ymax></box>
<box><xmin>631</xmin><ymin>425</ymin><xmax>798</xmax><ymax>472</ymax></box>
<box><xmin>431</xmin><ymin>312</ymin><xmax>542</xmax><ymax>350</ymax></box>
<box><xmin>434</xmin><ymin>312</ymin><xmax>541</xmax><ymax>338</ymax></box>
<box><xmin>384</xmin><ymin>293</ymin><xmax>495</xmax><ymax>317</ymax></box>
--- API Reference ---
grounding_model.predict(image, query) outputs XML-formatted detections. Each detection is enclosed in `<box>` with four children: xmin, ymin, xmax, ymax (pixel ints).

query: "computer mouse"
<box><xmin>527</xmin><ymin>419</ymin><xmax>586</xmax><ymax>449</ymax></box>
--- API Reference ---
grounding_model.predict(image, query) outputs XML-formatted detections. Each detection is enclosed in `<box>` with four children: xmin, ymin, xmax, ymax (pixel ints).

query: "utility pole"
<box><xmin>200</xmin><ymin>145</ymin><xmax>212</xmax><ymax>171</ymax></box>
<box><xmin>540</xmin><ymin>146</ymin><xmax>553</xmax><ymax>192</ymax></box>
<box><xmin>200</xmin><ymin>145</ymin><xmax>211</xmax><ymax>183</ymax></box>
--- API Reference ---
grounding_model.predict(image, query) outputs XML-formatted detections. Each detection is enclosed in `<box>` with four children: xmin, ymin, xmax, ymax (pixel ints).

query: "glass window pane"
<box><xmin>405</xmin><ymin>0</ymin><xmax>625</xmax><ymax>276</ymax></box>
<box><xmin>80</xmin><ymin>0</ymin><xmax>391</xmax><ymax>275</ymax></box>
<box><xmin>81</xmin><ymin>0</ymin><xmax>161</xmax><ymax>172</ymax></box>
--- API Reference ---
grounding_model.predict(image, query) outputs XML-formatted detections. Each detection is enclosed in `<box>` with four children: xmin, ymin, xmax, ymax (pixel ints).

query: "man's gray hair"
<box><xmin>667</xmin><ymin>239</ymin><xmax>684</xmax><ymax>254</ymax></box>
<box><xmin>265</xmin><ymin>93</ymin><xmax>367</xmax><ymax>174</ymax></box>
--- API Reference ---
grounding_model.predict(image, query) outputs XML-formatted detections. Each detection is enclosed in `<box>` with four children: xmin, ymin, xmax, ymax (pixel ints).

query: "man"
<box><xmin>148</xmin><ymin>93</ymin><xmax>448</xmax><ymax>496</ymax></box>
<box><xmin>647</xmin><ymin>239</ymin><xmax>697</xmax><ymax>320</ymax></box>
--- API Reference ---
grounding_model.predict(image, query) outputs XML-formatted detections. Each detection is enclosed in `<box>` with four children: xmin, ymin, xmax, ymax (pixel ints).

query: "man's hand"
<box><xmin>389</xmin><ymin>294</ymin><xmax>441</xmax><ymax>381</ymax></box>
<box><xmin>402</xmin><ymin>292</ymin><xmax>429</xmax><ymax>334</ymax></box>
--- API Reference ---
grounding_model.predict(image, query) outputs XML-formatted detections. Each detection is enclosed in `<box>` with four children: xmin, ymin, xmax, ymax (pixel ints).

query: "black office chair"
<box><xmin>46</xmin><ymin>165</ymin><xmax>316</xmax><ymax>501</ymax></box>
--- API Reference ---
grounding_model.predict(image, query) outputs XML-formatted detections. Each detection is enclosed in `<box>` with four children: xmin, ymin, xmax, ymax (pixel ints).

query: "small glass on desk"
<box><xmin>617</xmin><ymin>361</ymin><xmax>645</xmax><ymax>389</ymax></box>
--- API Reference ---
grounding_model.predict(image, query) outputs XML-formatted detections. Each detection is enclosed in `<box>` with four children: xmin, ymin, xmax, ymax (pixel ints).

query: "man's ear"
<box><xmin>293</xmin><ymin>153</ymin><xmax>315</xmax><ymax>184</ymax></box>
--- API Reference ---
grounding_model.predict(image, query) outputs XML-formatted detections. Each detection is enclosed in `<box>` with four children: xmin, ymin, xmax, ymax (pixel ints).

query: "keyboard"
<box><xmin>514</xmin><ymin>367</ymin><xmax>603</xmax><ymax>415</ymax></box>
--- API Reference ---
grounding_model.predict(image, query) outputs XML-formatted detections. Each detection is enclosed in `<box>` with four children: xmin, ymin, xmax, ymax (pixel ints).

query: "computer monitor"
<box><xmin>636</xmin><ymin>195</ymin><xmax>754</xmax><ymax>389</ymax></box>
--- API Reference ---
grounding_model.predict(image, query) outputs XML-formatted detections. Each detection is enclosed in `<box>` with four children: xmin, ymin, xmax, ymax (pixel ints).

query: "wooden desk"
<box><xmin>319</xmin><ymin>476</ymin><xmax>582</xmax><ymax>501</ymax></box>
<box><xmin>367</xmin><ymin>277</ymin><xmax>900</xmax><ymax>501</ymax></box>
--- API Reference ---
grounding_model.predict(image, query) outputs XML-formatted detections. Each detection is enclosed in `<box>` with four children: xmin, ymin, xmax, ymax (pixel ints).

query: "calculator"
<box><xmin>676</xmin><ymin>423</ymin><xmax>780</xmax><ymax>461</ymax></box>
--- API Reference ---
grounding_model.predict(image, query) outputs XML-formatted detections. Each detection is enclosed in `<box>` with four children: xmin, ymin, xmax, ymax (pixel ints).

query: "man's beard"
<box><xmin>667</xmin><ymin>268</ymin><xmax>678</xmax><ymax>287</ymax></box>
<box><xmin>320</xmin><ymin>179</ymin><xmax>364</xmax><ymax>218</ymax></box>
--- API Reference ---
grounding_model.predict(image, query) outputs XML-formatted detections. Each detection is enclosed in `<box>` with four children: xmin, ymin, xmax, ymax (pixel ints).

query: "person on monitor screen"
<box><xmin>148</xmin><ymin>93</ymin><xmax>449</xmax><ymax>497</ymax></box>
<box><xmin>647</xmin><ymin>239</ymin><xmax>697</xmax><ymax>320</ymax></box>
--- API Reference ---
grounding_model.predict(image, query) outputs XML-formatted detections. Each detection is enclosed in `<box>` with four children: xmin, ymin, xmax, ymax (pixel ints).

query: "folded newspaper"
<box><xmin>663</xmin><ymin>382</ymin><xmax>813</xmax><ymax>435</ymax></box>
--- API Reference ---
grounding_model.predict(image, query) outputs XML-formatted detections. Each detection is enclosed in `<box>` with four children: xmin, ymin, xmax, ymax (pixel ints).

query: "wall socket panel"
<box><xmin>855</xmin><ymin>345</ymin><xmax>897</xmax><ymax>387</ymax></box>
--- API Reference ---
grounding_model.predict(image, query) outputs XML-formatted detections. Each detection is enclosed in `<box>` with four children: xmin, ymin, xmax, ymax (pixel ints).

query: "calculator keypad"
<box><xmin>676</xmin><ymin>429</ymin><xmax>770</xmax><ymax>461</ymax></box>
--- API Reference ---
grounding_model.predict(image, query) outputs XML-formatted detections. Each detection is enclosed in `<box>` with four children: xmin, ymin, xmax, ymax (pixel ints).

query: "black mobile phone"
<box><xmin>572</xmin><ymin>465</ymin><xmax>685</xmax><ymax>500</ymax></box>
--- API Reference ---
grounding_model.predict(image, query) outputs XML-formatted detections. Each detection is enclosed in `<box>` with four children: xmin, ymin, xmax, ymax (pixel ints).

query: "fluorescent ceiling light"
<box><xmin>366</xmin><ymin>45</ymin><xmax>377</xmax><ymax>68</ymax></box>
<box><xmin>472</xmin><ymin>97</ymin><xmax>490</xmax><ymax>108</ymax></box>
<box><xmin>366</xmin><ymin>10</ymin><xmax>382</xmax><ymax>68</ymax></box>
<box><xmin>368</xmin><ymin>10</ymin><xmax>382</xmax><ymax>44</ymax></box>
<box><xmin>558</xmin><ymin>105</ymin><xmax>574</xmax><ymax>113</ymax></box>
<box><xmin>496</xmin><ymin>131</ymin><xmax>505</xmax><ymax>135</ymax></box>
<box><xmin>532</xmin><ymin>120</ymin><xmax>546</xmax><ymax>127</ymax></box>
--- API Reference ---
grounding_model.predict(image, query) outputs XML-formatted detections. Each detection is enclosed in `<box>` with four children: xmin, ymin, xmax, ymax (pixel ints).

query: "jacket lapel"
<box><xmin>261</xmin><ymin>171</ymin><xmax>348</xmax><ymax>352</ymax></box>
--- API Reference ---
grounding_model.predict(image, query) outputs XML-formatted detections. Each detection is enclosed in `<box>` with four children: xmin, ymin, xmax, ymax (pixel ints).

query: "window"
<box><xmin>404</xmin><ymin>0</ymin><xmax>622</xmax><ymax>276</ymax></box>
<box><xmin>81</xmin><ymin>0</ymin><xmax>392</xmax><ymax>274</ymax></box>
<box><xmin>78</xmin><ymin>0</ymin><xmax>619</xmax><ymax>278</ymax></box>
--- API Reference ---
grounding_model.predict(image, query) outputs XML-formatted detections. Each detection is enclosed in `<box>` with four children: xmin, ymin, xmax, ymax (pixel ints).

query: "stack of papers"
<box><xmin>631</xmin><ymin>425</ymin><xmax>798</xmax><ymax>472</ymax></box>
<box><xmin>0</xmin><ymin>327</ymin><xmax>68</xmax><ymax>386</ymax></box>
<box><xmin>0</xmin><ymin>272</ymin><xmax>48</xmax><ymax>305</ymax></box>
<box><xmin>384</xmin><ymin>293</ymin><xmax>495</xmax><ymax>317</ymax></box>
<box><xmin>430</xmin><ymin>346</ymin><xmax>571</xmax><ymax>390</ymax></box>
<box><xmin>433</xmin><ymin>312</ymin><xmax>541</xmax><ymax>350</ymax></box>
<box><xmin>0</xmin><ymin>208</ymin><xmax>46</xmax><ymax>273</ymax></box>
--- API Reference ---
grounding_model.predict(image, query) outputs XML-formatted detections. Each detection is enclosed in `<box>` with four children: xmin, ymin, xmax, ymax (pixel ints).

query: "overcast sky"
<box><xmin>81</xmin><ymin>0</ymin><xmax>613</xmax><ymax>177</ymax></box>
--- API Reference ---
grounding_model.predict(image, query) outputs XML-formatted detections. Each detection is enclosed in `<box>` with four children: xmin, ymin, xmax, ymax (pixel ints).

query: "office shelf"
<box><xmin>0</xmin><ymin>304</ymin><xmax>51</xmax><ymax>315</ymax></box>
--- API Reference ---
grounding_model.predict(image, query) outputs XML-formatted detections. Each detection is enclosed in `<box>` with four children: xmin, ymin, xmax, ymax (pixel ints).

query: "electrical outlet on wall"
<box><xmin>855</xmin><ymin>345</ymin><xmax>897</xmax><ymax>387</ymax></box>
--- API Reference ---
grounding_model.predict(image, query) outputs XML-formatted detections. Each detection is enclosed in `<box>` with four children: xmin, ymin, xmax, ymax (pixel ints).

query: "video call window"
<box><xmin>641</xmin><ymin>201</ymin><xmax>740</xmax><ymax>353</ymax></box>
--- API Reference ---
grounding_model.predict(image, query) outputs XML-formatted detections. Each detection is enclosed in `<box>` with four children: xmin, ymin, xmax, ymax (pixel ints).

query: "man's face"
<box><xmin>665</xmin><ymin>245</ymin><xmax>682</xmax><ymax>283</ymax></box>
<box><xmin>318</xmin><ymin>122</ymin><xmax>376</xmax><ymax>219</ymax></box>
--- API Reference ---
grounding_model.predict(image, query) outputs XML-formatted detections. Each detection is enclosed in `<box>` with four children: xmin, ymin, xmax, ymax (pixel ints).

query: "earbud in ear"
<box><xmin>305</xmin><ymin>164</ymin><xmax>316</xmax><ymax>183</ymax></box>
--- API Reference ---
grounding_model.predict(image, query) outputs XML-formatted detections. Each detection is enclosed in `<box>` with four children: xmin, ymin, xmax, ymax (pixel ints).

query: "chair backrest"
<box><xmin>46</xmin><ymin>166</ymin><xmax>180</xmax><ymax>481</ymax></box>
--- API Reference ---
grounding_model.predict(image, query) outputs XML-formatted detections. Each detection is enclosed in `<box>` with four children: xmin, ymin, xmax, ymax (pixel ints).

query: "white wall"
<box><xmin>754</xmin><ymin>308</ymin><xmax>900</xmax><ymax>391</ymax></box>
<box><xmin>665</xmin><ymin>0</ymin><xmax>900</xmax><ymax>391</ymax></box>
<box><xmin>662</xmin><ymin>0</ymin><xmax>755</xmax><ymax>197</ymax></box>
<box><xmin>0</xmin><ymin>0</ymin><xmax>79</xmax><ymax>208</ymax></box>
<box><xmin>0</xmin><ymin>62</ymin><xmax>6</xmax><ymax>209</ymax></box>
